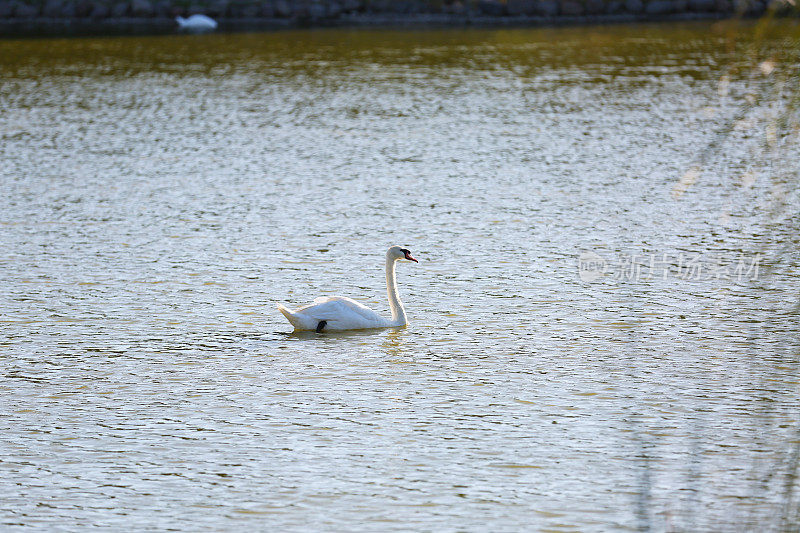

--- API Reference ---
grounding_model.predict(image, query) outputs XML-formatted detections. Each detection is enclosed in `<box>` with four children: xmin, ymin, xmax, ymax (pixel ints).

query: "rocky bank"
<box><xmin>0</xmin><ymin>0</ymin><xmax>795</xmax><ymax>33</ymax></box>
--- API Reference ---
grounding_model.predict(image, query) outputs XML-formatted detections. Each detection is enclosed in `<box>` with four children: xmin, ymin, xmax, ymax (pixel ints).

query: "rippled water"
<box><xmin>2</xmin><ymin>21</ymin><xmax>800</xmax><ymax>531</ymax></box>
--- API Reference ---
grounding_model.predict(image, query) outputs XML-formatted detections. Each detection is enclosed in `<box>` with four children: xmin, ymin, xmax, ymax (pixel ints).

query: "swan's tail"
<box><xmin>277</xmin><ymin>304</ymin><xmax>302</xmax><ymax>330</ymax></box>
<box><xmin>175</xmin><ymin>16</ymin><xmax>186</xmax><ymax>26</ymax></box>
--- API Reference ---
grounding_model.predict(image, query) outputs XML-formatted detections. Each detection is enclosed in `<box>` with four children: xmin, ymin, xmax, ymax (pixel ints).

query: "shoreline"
<box><xmin>0</xmin><ymin>0</ymin><xmax>794</xmax><ymax>37</ymax></box>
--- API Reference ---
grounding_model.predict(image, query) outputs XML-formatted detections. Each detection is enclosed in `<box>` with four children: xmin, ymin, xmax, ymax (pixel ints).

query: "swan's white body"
<box><xmin>176</xmin><ymin>14</ymin><xmax>218</xmax><ymax>30</ymax></box>
<box><xmin>278</xmin><ymin>246</ymin><xmax>417</xmax><ymax>332</ymax></box>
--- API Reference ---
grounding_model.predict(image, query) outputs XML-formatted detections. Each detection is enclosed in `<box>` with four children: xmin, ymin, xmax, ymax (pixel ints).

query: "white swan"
<box><xmin>278</xmin><ymin>246</ymin><xmax>419</xmax><ymax>332</ymax></box>
<box><xmin>175</xmin><ymin>14</ymin><xmax>218</xmax><ymax>31</ymax></box>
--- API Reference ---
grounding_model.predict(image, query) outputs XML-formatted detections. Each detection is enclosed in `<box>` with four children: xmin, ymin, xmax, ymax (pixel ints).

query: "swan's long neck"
<box><xmin>385</xmin><ymin>256</ymin><xmax>406</xmax><ymax>326</ymax></box>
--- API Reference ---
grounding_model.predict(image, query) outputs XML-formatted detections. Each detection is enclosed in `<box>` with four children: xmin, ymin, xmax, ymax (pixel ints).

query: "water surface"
<box><xmin>1</xmin><ymin>21</ymin><xmax>800</xmax><ymax>531</ymax></box>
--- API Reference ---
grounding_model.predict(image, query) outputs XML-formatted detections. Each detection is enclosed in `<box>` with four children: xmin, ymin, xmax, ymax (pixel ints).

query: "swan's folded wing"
<box><xmin>330</xmin><ymin>297</ymin><xmax>382</xmax><ymax>320</ymax></box>
<box><xmin>297</xmin><ymin>296</ymin><xmax>384</xmax><ymax>328</ymax></box>
<box><xmin>309</xmin><ymin>297</ymin><xmax>377</xmax><ymax>319</ymax></box>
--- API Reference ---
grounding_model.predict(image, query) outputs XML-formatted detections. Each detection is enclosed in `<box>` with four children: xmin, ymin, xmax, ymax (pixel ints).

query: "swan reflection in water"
<box><xmin>284</xmin><ymin>328</ymin><xmax>390</xmax><ymax>341</ymax></box>
<box><xmin>283</xmin><ymin>327</ymin><xmax>408</xmax><ymax>358</ymax></box>
<box><xmin>381</xmin><ymin>328</ymin><xmax>407</xmax><ymax>359</ymax></box>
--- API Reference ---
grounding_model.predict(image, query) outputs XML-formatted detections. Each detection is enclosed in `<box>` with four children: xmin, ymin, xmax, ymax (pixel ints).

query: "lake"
<box><xmin>1</xmin><ymin>21</ymin><xmax>799</xmax><ymax>531</ymax></box>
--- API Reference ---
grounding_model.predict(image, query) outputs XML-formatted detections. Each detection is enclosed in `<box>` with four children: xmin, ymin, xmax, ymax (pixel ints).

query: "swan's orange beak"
<box><xmin>404</xmin><ymin>252</ymin><xmax>418</xmax><ymax>263</ymax></box>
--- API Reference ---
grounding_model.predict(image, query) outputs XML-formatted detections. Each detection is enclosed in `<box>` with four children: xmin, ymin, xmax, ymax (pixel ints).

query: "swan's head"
<box><xmin>387</xmin><ymin>246</ymin><xmax>418</xmax><ymax>263</ymax></box>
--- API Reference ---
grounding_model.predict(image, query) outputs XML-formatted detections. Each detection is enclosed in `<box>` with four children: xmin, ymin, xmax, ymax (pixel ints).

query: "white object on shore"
<box><xmin>278</xmin><ymin>246</ymin><xmax>419</xmax><ymax>332</ymax></box>
<box><xmin>176</xmin><ymin>14</ymin><xmax>218</xmax><ymax>31</ymax></box>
